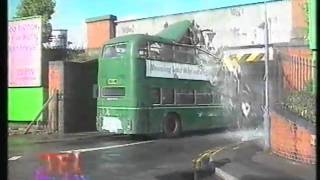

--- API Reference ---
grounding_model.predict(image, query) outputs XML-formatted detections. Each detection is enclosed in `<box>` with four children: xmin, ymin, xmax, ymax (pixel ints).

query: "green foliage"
<box><xmin>305</xmin><ymin>80</ymin><xmax>313</xmax><ymax>94</ymax></box>
<box><xmin>284</xmin><ymin>84</ymin><xmax>316</xmax><ymax>124</ymax></box>
<box><xmin>16</xmin><ymin>0</ymin><xmax>56</xmax><ymax>43</ymax></box>
<box><xmin>67</xmin><ymin>50</ymin><xmax>90</xmax><ymax>62</ymax></box>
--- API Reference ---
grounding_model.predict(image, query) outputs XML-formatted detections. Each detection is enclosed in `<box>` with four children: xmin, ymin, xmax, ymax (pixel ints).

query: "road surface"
<box><xmin>8</xmin><ymin>130</ymin><xmax>241</xmax><ymax>180</ymax></box>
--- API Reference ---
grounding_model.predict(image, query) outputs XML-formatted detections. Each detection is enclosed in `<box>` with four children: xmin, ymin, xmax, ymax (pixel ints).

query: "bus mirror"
<box><xmin>93</xmin><ymin>84</ymin><xmax>99</xmax><ymax>98</ymax></box>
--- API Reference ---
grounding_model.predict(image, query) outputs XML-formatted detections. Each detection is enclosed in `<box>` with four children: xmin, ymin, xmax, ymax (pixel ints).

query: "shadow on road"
<box><xmin>120</xmin><ymin>127</ymin><xmax>230</xmax><ymax>141</ymax></box>
<box><xmin>155</xmin><ymin>169</ymin><xmax>217</xmax><ymax>180</ymax></box>
<box><xmin>180</xmin><ymin>127</ymin><xmax>228</xmax><ymax>138</ymax></box>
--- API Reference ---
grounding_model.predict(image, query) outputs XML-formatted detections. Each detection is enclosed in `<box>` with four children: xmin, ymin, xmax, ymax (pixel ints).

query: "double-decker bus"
<box><xmin>96</xmin><ymin>34</ymin><xmax>231</xmax><ymax>137</ymax></box>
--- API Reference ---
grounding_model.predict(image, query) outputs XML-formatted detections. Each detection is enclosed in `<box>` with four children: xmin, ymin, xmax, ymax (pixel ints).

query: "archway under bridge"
<box><xmin>211</xmin><ymin>45</ymin><xmax>280</xmax><ymax>129</ymax></box>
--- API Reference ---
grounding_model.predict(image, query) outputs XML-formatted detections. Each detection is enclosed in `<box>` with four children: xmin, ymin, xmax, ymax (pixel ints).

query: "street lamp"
<box><xmin>258</xmin><ymin>1</ymin><xmax>270</xmax><ymax>151</ymax></box>
<box><xmin>263</xmin><ymin>0</ymin><xmax>270</xmax><ymax>151</ymax></box>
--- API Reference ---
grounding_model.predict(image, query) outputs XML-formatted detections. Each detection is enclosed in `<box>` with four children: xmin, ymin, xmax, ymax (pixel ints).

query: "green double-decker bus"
<box><xmin>96</xmin><ymin>33</ymin><xmax>231</xmax><ymax>137</ymax></box>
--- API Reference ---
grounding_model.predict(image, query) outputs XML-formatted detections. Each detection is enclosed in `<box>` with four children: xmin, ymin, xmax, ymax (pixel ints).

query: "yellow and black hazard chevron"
<box><xmin>222</xmin><ymin>53</ymin><xmax>266</xmax><ymax>74</ymax></box>
<box><xmin>227</xmin><ymin>53</ymin><xmax>265</xmax><ymax>63</ymax></box>
<box><xmin>222</xmin><ymin>56</ymin><xmax>241</xmax><ymax>75</ymax></box>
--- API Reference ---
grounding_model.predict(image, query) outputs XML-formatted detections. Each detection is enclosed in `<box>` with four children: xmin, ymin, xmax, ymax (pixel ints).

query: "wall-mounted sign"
<box><xmin>8</xmin><ymin>16</ymin><xmax>42</xmax><ymax>87</ymax></box>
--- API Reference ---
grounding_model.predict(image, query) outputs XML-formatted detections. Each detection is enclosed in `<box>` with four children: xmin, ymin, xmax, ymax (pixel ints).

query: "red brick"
<box><xmin>270</xmin><ymin>111</ymin><xmax>316</xmax><ymax>164</ymax></box>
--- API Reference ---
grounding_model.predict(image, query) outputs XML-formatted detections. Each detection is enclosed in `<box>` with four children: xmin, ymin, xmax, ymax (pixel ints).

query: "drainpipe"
<box><xmin>312</xmin><ymin>52</ymin><xmax>316</xmax><ymax>94</ymax></box>
<box><xmin>308</xmin><ymin>0</ymin><xmax>317</xmax><ymax>94</ymax></box>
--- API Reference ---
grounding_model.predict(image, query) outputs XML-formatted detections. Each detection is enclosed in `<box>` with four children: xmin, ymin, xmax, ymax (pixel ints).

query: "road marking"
<box><xmin>60</xmin><ymin>140</ymin><xmax>154</xmax><ymax>153</ymax></box>
<box><xmin>215</xmin><ymin>167</ymin><xmax>238</xmax><ymax>180</ymax></box>
<box><xmin>233</xmin><ymin>146</ymin><xmax>239</xmax><ymax>150</ymax></box>
<box><xmin>8</xmin><ymin>156</ymin><xmax>22</xmax><ymax>161</ymax></box>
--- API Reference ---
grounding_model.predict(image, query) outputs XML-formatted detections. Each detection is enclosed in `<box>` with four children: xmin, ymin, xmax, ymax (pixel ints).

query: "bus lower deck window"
<box><xmin>162</xmin><ymin>88</ymin><xmax>174</xmax><ymax>104</ymax></box>
<box><xmin>176</xmin><ymin>89</ymin><xmax>194</xmax><ymax>104</ymax></box>
<box><xmin>196</xmin><ymin>90</ymin><xmax>213</xmax><ymax>104</ymax></box>
<box><xmin>213</xmin><ymin>94</ymin><xmax>221</xmax><ymax>104</ymax></box>
<box><xmin>151</xmin><ymin>88</ymin><xmax>160</xmax><ymax>104</ymax></box>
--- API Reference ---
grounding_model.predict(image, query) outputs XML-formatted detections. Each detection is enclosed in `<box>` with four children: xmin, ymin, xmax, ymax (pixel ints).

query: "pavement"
<box><xmin>211</xmin><ymin>139</ymin><xmax>316</xmax><ymax>180</ymax></box>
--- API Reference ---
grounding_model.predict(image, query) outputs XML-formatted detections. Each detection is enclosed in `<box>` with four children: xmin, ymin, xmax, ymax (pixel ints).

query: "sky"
<box><xmin>8</xmin><ymin>0</ymin><xmax>272</xmax><ymax>48</ymax></box>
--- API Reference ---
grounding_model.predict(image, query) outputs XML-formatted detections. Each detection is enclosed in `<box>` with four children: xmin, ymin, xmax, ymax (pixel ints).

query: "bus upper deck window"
<box><xmin>102</xmin><ymin>43</ymin><xmax>127</xmax><ymax>59</ymax></box>
<box><xmin>138</xmin><ymin>42</ymin><xmax>148</xmax><ymax>58</ymax></box>
<box><xmin>174</xmin><ymin>46</ymin><xmax>195</xmax><ymax>64</ymax></box>
<box><xmin>195</xmin><ymin>50</ymin><xmax>212</xmax><ymax>65</ymax></box>
<box><xmin>148</xmin><ymin>42</ymin><xmax>173</xmax><ymax>61</ymax></box>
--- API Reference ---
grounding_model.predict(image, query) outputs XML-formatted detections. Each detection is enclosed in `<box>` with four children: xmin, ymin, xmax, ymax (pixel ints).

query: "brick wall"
<box><xmin>270</xmin><ymin>111</ymin><xmax>316</xmax><ymax>164</ymax></box>
<box><xmin>291</xmin><ymin>0</ymin><xmax>308</xmax><ymax>40</ymax></box>
<box><xmin>86</xmin><ymin>15</ymin><xmax>117</xmax><ymax>57</ymax></box>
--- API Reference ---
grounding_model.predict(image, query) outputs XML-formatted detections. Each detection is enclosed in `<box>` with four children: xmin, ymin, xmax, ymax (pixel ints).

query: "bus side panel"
<box><xmin>97</xmin><ymin>107</ymin><xmax>136</xmax><ymax>134</ymax></box>
<box><xmin>133</xmin><ymin>109</ymin><xmax>151</xmax><ymax>134</ymax></box>
<box><xmin>148</xmin><ymin>106</ymin><xmax>227</xmax><ymax>133</ymax></box>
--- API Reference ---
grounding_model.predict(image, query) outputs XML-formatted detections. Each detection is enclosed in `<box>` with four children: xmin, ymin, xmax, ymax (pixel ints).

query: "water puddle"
<box><xmin>34</xmin><ymin>152</ymin><xmax>91</xmax><ymax>180</ymax></box>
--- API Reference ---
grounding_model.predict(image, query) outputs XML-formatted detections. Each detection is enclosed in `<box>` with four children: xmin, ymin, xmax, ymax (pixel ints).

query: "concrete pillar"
<box><xmin>290</xmin><ymin>0</ymin><xmax>308</xmax><ymax>42</ymax></box>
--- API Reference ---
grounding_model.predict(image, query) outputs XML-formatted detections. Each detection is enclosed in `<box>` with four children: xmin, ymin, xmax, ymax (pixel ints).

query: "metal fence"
<box><xmin>275</xmin><ymin>45</ymin><xmax>314</xmax><ymax>93</ymax></box>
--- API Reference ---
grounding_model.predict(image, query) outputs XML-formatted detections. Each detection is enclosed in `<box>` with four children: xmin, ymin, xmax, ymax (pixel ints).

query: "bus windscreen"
<box><xmin>102</xmin><ymin>43</ymin><xmax>127</xmax><ymax>59</ymax></box>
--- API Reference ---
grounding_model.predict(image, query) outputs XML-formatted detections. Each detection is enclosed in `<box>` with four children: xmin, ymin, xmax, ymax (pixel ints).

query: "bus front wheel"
<box><xmin>163</xmin><ymin>113</ymin><xmax>182</xmax><ymax>138</ymax></box>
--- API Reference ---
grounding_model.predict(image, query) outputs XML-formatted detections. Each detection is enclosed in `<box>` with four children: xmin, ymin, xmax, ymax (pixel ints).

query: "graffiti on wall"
<box><xmin>230</xmin><ymin>7</ymin><xmax>244</xmax><ymax>16</ymax></box>
<box><xmin>120</xmin><ymin>24</ymin><xmax>135</xmax><ymax>34</ymax></box>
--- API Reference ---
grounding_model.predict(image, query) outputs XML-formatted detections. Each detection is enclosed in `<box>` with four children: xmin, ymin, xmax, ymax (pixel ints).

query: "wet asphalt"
<box><xmin>8</xmin><ymin>130</ymin><xmax>234</xmax><ymax>180</ymax></box>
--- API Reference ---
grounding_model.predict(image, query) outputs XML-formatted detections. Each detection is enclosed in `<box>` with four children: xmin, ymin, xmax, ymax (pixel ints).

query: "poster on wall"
<box><xmin>8</xmin><ymin>16</ymin><xmax>42</xmax><ymax>87</ymax></box>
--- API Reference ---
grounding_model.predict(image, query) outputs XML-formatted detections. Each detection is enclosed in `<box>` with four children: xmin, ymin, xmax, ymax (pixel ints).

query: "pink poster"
<box><xmin>8</xmin><ymin>16</ymin><xmax>42</xmax><ymax>87</ymax></box>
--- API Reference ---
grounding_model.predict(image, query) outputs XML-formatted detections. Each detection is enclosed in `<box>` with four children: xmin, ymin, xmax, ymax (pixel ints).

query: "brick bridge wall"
<box><xmin>270</xmin><ymin>111</ymin><xmax>316</xmax><ymax>164</ymax></box>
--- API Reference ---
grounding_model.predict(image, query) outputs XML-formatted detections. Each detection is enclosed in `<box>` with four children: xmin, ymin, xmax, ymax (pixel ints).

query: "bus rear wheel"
<box><xmin>163</xmin><ymin>113</ymin><xmax>181</xmax><ymax>138</ymax></box>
